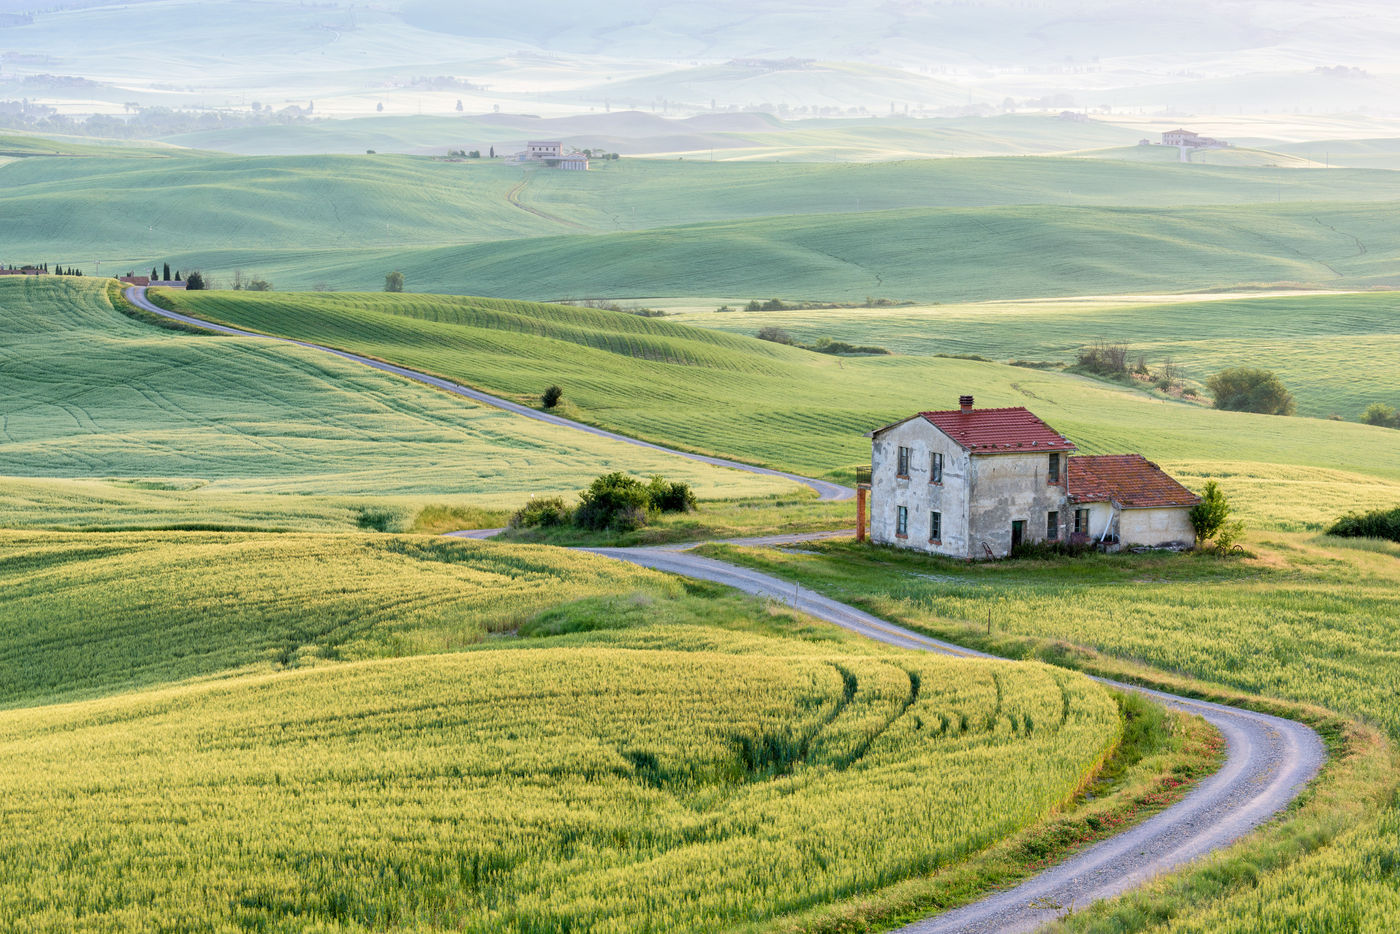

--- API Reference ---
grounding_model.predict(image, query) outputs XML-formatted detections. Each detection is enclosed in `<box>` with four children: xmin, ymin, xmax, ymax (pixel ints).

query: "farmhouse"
<box><xmin>513</xmin><ymin>140</ymin><xmax>590</xmax><ymax>170</ymax></box>
<box><xmin>859</xmin><ymin>396</ymin><xmax>1199</xmax><ymax>558</ymax></box>
<box><xmin>1161</xmin><ymin>128</ymin><xmax>1228</xmax><ymax>148</ymax></box>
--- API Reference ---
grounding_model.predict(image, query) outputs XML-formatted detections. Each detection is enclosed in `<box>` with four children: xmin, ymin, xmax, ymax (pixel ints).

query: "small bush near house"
<box><xmin>542</xmin><ymin>385</ymin><xmax>564</xmax><ymax>408</ymax></box>
<box><xmin>509</xmin><ymin>496</ymin><xmax>574</xmax><ymax>529</ymax></box>
<box><xmin>1360</xmin><ymin>402</ymin><xmax>1400</xmax><ymax>429</ymax></box>
<box><xmin>647</xmin><ymin>475</ymin><xmax>696</xmax><ymax>513</ymax></box>
<box><xmin>1327</xmin><ymin>506</ymin><xmax>1400</xmax><ymax>542</ymax></box>
<box><xmin>575</xmin><ymin>472</ymin><xmax>652</xmax><ymax>532</ymax></box>
<box><xmin>1205</xmin><ymin>367</ymin><xmax>1296</xmax><ymax>415</ymax></box>
<box><xmin>1189</xmin><ymin>481</ymin><xmax>1245</xmax><ymax>550</ymax></box>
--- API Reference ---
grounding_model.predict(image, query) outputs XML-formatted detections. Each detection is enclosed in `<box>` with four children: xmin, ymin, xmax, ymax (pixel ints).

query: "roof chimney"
<box><xmin>959</xmin><ymin>394</ymin><xmax>974</xmax><ymax>413</ymax></box>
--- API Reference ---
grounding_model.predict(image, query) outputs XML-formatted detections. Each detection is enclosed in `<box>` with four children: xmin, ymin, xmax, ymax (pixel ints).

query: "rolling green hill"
<box><xmin>0</xmin><ymin>277</ymin><xmax>793</xmax><ymax>526</ymax></box>
<box><xmin>162</xmin><ymin>198</ymin><xmax>1399</xmax><ymax>301</ymax></box>
<box><xmin>163</xmin><ymin>288</ymin><xmax>1400</xmax><ymax>530</ymax></box>
<box><xmin>6</xmin><ymin>149</ymin><xmax>1400</xmax><ymax>299</ymax></box>
<box><xmin>674</xmin><ymin>291</ymin><xmax>1400</xmax><ymax>420</ymax></box>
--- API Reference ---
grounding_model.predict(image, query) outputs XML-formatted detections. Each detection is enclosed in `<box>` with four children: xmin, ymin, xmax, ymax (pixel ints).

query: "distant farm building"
<box><xmin>1162</xmin><ymin>128</ymin><xmax>1228</xmax><ymax>149</ymax></box>
<box><xmin>117</xmin><ymin>274</ymin><xmax>151</xmax><ymax>286</ymax></box>
<box><xmin>0</xmin><ymin>265</ymin><xmax>47</xmax><ymax>276</ymax></box>
<box><xmin>857</xmin><ymin>396</ymin><xmax>1200</xmax><ymax>558</ymax></box>
<box><xmin>513</xmin><ymin>140</ymin><xmax>590</xmax><ymax>170</ymax></box>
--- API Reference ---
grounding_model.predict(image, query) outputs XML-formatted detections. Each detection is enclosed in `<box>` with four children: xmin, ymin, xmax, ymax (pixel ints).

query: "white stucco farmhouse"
<box><xmin>860</xmin><ymin>396</ymin><xmax>1200</xmax><ymax>558</ymax></box>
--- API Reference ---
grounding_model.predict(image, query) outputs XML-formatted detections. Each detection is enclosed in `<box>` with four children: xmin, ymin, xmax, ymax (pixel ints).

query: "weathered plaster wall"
<box><xmin>869</xmin><ymin>419</ymin><xmax>971</xmax><ymax>557</ymax></box>
<box><xmin>967</xmin><ymin>452</ymin><xmax>1068</xmax><ymax>557</ymax></box>
<box><xmin>1119</xmin><ymin>507</ymin><xmax>1195</xmax><ymax>547</ymax></box>
<box><xmin>1073</xmin><ymin>501</ymin><xmax>1117</xmax><ymax>541</ymax></box>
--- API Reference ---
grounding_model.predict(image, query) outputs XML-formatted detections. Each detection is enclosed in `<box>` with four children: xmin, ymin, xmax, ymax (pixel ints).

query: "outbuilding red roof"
<box><xmin>918</xmin><ymin>407</ymin><xmax>1077</xmax><ymax>453</ymax></box>
<box><xmin>1067</xmin><ymin>454</ymin><xmax>1200</xmax><ymax>508</ymax></box>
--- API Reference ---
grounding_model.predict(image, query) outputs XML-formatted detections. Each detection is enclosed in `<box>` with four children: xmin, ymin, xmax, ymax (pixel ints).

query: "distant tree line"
<box><xmin>755</xmin><ymin>326</ymin><xmax>889</xmax><ymax>356</ymax></box>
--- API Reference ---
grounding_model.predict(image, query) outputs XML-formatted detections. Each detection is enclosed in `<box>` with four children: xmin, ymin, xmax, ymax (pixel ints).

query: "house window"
<box><xmin>1048</xmin><ymin>453</ymin><xmax>1060</xmax><ymax>484</ymax></box>
<box><xmin>897</xmin><ymin>446</ymin><xmax>910</xmax><ymax>477</ymax></box>
<box><xmin>1047</xmin><ymin>511</ymin><xmax>1059</xmax><ymax>540</ymax></box>
<box><xmin>896</xmin><ymin>506</ymin><xmax>908</xmax><ymax>537</ymax></box>
<box><xmin>1074</xmin><ymin>508</ymin><xmax>1090</xmax><ymax>535</ymax></box>
<box><xmin>929</xmin><ymin>510</ymin><xmax>941</xmax><ymax>542</ymax></box>
<box><xmin>930</xmin><ymin>452</ymin><xmax>943</xmax><ymax>483</ymax></box>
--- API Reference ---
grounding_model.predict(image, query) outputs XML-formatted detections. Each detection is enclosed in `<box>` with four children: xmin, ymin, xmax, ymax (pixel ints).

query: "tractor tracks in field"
<box><xmin>505</xmin><ymin>172</ymin><xmax>588</xmax><ymax>229</ymax></box>
<box><xmin>126</xmin><ymin>286</ymin><xmax>1325</xmax><ymax>933</ymax></box>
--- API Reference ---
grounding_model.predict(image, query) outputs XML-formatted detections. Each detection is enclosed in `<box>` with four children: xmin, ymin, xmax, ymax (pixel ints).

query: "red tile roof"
<box><xmin>1068</xmin><ymin>454</ymin><xmax>1201</xmax><ymax>508</ymax></box>
<box><xmin>919</xmin><ymin>407</ymin><xmax>1077</xmax><ymax>453</ymax></box>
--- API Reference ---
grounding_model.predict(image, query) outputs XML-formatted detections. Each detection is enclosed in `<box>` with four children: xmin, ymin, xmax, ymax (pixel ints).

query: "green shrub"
<box><xmin>509</xmin><ymin>496</ymin><xmax>573</xmax><ymax>529</ymax></box>
<box><xmin>756</xmin><ymin>326</ymin><xmax>794</xmax><ymax>345</ymax></box>
<box><xmin>1360</xmin><ymin>402</ymin><xmax>1400</xmax><ymax>429</ymax></box>
<box><xmin>1074</xmin><ymin>340</ymin><xmax>1130</xmax><ymax>378</ymax></box>
<box><xmin>1189</xmin><ymin>481</ymin><xmax>1244</xmax><ymax>549</ymax></box>
<box><xmin>1205</xmin><ymin>367</ymin><xmax>1296</xmax><ymax>415</ymax></box>
<box><xmin>576</xmin><ymin>472</ymin><xmax>652</xmax><ymax>531</ymax></box>
<box><xmin>1327</xmin><ymin>506</ymin><xmax>1400</xmax><ymax>542</ymax></box>
<box><xmin>542</xmin><ymin>385</ymin><xmax>564</xmax><ymax>408</ymax></box>
<box><xmin>354</xmin><ymin>506</ymin><xmax>398</xmax><ymax>532</ymax></box>
<box><xmin>647</xmin><ymin>476</ymin><xmax>696</xmax><ymax>513</ymax></box>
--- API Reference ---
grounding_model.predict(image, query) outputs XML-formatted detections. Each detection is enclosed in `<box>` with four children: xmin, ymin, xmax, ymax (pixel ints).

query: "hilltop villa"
<box><xmin>513</xmin><ymin>140</ymin><xmax>589</xmax><ymax>170</ymax></box>
<box><xmin>858</xmin><ymin>396</ymin><xmax>1199</xmax><ymax>558</ymax></box>
<box><xmin>1161</xmin><ymin>128</ymin><xmax>1228</xmax><ymax>149</ymax></box>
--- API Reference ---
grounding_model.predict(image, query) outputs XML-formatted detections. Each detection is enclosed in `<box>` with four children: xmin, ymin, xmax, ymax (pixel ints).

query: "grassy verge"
<box><xmin>490</xmin><ymin>492</ymin><xmax>851</xmax><ymax>546</ymax></box>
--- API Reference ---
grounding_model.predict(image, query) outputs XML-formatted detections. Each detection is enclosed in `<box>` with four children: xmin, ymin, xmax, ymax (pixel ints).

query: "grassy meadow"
<box><xmin>0</xmin><ymin>527</ymin><xmax>1148</xmax><ymax>933</ymax></box>
<box><xmin>164</xmin><ymin>288</ymin><xmax>1400</xmax><ymax>530</ymax></box>
<box><xmin>674</xmin><ymin>290</ymin><xmax>1400</xmax><ymax>421</ymax></box>
<box><xmin>0</xmin><ymin>277</ymin><xmax>797</xmax><ymax>528</ymax></box>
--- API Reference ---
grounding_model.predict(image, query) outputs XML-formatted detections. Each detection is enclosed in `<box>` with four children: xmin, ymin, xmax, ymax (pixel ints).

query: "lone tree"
<box><xmin>1361</xmin><ymin>402</ymin><xmax>1400</xmax><ymax>429</ymax></box>
<box><xmin>384</xmin><ymin>270</ymin><xmax>404</xmax><ymax>293</ymax></box>
<box><xmin>541</xmin><ymin>385</ymin><xmax>564</xmax><ymax>408</ymax></box>
<box><xmin>162</xmin><ymin>262</ymin><xmax>171</xmax><ymax>281</ymax></box>
<box><xmin>1205</xmin><ymin>367</ymin><xmax>1296</xmax><ymax>415</ymax></box>
<box><xmin>184</xmin><ymin>271</ymin><xmax>206</xmax><ymax>290</ymax></box>
<box><xmin>1190</xmin><ymin>480</ymin><xmax>1244</xmax><ymax>550</ymax></box>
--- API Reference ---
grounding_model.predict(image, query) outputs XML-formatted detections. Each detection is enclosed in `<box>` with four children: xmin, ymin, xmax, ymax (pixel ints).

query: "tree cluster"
<box><xmin>1205</xmin><ymin>367</ymin><xmax>1296</xmax><ymax>416</ymax></box>
<box><xmin>509</xmin><ymin>472</ymin><xmax>697</xmax><ymax>534</ymax></box>
<box><xmin>1361</xmin><ymin>403</ymin><xmax>1400</xmax><ymax>429</ymax></box>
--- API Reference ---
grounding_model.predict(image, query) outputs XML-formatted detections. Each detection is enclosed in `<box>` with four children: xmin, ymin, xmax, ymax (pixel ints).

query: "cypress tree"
<box><xmin>163</xmin><ymin>262</ymin><xmax>171</xmax><ymax>281</ymax></box>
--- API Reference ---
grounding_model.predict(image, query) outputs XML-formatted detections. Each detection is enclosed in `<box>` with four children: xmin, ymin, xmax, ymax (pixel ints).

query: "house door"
<box><xmin>1011</xmin><ymin>520</ymin><xmax>1025</xmax><ymax>550</ymax></box>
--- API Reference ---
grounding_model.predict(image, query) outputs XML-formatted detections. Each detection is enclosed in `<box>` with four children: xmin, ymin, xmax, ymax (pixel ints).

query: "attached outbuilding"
<box><xmin>1066</xmin><ymin>454</ymin><xmax>1199</xmax><ymax>548</ymax></box>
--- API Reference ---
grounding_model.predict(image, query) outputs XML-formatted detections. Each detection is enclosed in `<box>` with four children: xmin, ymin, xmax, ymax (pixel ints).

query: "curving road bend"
<box><xmin>125</xmin><ymin>285</ymin><xmax>1325</xmax><ymax>931</ymax></box>
<box><xmin>586</xmin><ymin>544</ymin><xmax>1325</xmax><ymax>934</ymax></box>
<box><xmin>122</xmin><ymin>286</ymin><xmax>853</xmax><ymax>502</ymax></box>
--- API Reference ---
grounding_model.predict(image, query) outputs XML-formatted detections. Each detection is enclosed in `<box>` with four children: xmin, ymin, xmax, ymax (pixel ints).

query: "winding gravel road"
<box><xmin>129</xmin><ymin>286</ymin><xmax>1325</xmax><ymax>931</ymax></box>
<box><xmin>588</xmin><ymin>544</ymin><xmax>1325</xmax><ymax>934</ymax></box>
<box><xmin>123</xmin><ymin>287</ymin><xmax>852</xmax><ymax>502</ymax></box>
